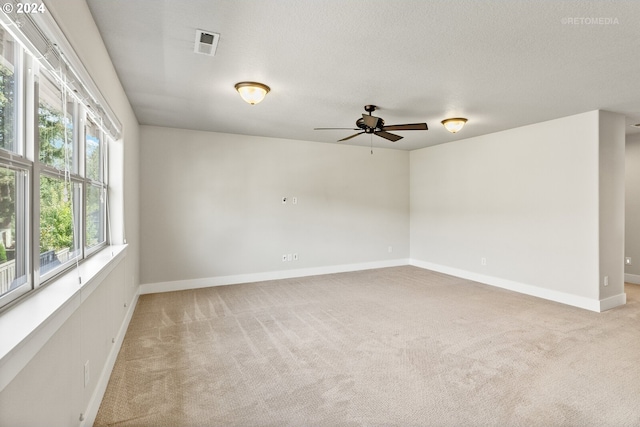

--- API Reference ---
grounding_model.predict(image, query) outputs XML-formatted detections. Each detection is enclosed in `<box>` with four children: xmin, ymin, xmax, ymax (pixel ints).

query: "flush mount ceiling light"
<box><xmin>441</xmin><ymin>117</ymin><xmax>468</xmax><ymax>133</ymax></box>
<box><xmin>234</xmin><ymin>82</ymin><xmax>270</xmax><ymax>105</ymax></box>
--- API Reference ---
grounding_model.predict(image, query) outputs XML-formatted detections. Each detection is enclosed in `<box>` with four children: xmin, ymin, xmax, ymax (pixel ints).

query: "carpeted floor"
<box><xmin>95</xmin><ymin>266</ymin><xmax>640</xmax><ymax>426</ymax></box>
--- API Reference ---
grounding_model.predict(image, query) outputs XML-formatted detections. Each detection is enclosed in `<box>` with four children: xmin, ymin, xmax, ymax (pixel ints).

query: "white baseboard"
<box><xmin>598</xmin><ymin>292</ymin><xmax>627</xmax><ymax>311</ymax></box>
<box><xmin>625</xmin><ymin>273</ymin><xmax>640</xmax><ymax>284</ymax></box>
<box><xmin>82</xmin><ymin>289</ymin><xmax>140</xmax><ymax>427</ymax></box>
<box><xmin>140</xmin><ymin>259</ymin><xmax>411</xmax><ymax>295</ymax></box>
<box><xmin>142</xmin><ymin>259</ymin><xmax>628</xmax><ymax>312</ymax></box>
<box><xmin>409</xmin><ymin>259</ymin><xmax>625</xmax><ymax>312</ymax></box>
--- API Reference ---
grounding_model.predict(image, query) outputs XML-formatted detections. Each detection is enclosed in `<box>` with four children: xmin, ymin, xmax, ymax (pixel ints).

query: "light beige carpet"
<box><xmin>95</xmin><ymin>266</ymin><xmax>640</xmax><ymax>426</ymax></box>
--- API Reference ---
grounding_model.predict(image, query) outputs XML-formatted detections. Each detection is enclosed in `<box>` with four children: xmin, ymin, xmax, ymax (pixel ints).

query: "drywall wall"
<box><xmin>0</xmin><ymin>0</ymin><xmax>140</xmax><ymax>425</ymax></box>
<box><xmin>598</xmin><ymin>111</ymin><xmax>625</xmax><ymax>300</ymax></box>
<box><xmin>0</xmin><ymin>258</ymin><xmax>127</xmax><ymax>427</ymax></box>
<box><xmin>626</xmin><ymin>133</ymin><xmax>640</xmax><ymax>283</ymax></box>
<box><xmin>410</xmin><ymin>111</ymin><xmax>625</xmax><ymax>310</ymax></box>
<box><xmin>140</xmin><ymin>126</ymin><xmax>410</xmax><ymax>286</ymax></box>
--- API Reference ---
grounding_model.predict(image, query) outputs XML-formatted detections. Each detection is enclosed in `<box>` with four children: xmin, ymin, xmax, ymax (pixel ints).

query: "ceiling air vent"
<box><xmin>194</xmin><ymin>29</ymin><xmax>220</xmax><ymax>56</ymax></box>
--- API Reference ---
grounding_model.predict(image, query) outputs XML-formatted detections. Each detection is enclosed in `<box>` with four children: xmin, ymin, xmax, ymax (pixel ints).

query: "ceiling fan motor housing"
<box><xmin>356</xmin><ymin>117</ymin><xmax>384</xmax><ymax>132</ymax></box>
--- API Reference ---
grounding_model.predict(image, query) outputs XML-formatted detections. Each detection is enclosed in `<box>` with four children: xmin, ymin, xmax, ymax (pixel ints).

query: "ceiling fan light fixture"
<box><xmin>441</xmin><ymin>117</ymin><xmax>467</xmax><ymax>133</ymax></box>
<box><xmin>235</xmin><ymin>81</ymin><xmax>270</xmax><ymax>105</ymax></box>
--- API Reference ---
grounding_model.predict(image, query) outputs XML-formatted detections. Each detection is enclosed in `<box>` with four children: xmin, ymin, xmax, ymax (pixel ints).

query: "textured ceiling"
<box><xmin>85</xmin><ymin>0</ymin><xmax>640</xmax><ymax>150</ymax></box>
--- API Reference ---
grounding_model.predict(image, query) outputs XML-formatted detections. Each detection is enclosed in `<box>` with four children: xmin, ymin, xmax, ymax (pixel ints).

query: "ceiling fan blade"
<box><xmin>314</xmin><ymin>127</ymin><xmax>359</xmax><ymax>130</ymax></box>
<box><xmin>338</xmin><ymin>132</ymin><xmax>365</xmax><ymax>142</ymax></box>
<box><xmin>374</xmin><ymin>130</ymin><xmax>403</xmax><ymax>142</ymax></box>
<box><xmin>382</xmin><ymin>123</ymin><xmax>428</xmax><ymax>131</ymax></box>
<box><xmin>362</xmin><ymin>114</ymin><xmax>381</xmax><ymax>129</ymax></box>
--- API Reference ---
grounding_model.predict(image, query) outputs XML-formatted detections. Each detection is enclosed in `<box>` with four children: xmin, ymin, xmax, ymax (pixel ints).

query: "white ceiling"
<box><xmin>85</xmin><ymin>0</ymin><xmax>640</xmax><ymax>151</ymax></box>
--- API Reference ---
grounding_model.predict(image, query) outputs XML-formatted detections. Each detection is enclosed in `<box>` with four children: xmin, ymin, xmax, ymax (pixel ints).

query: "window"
<box><xmin>85</xmin><ymin>184</ymin><xmax>104</xmax><ymax>248</ymax></box>
<box><xmin>38</xmin><ymin>71</ymin><xmax>75</xmax><ymax>171</ymax></box>
<box><xmin>0</xmin><ymin>28</ymin><xmax>28</xmax><ymax>307</ymax></box>
<box><xmin>37</xmin><ymin>69</ymin><xmax>83</xmax><ymax>280</ymax></box>
<box><xmin>84</xmin><ymin>119</ymin><xmax>106</xmax><ymax>251</ymax></box>
<box><xmin>0</xmin><ymin>16</ymin><xmax>118</xmax><ymax>309</ymax></box>
<box><xmin>0</xmin><ymin>165</ymin><xmax>27</xmax><ymax>302</ymax></box>
<box><xmin>0</xmin><ymin>28</ymin><xmax>17</xmax><ymax>154</ymax></box>
<box><xmin>85</xmin><ymin>119</ymin><xmax>101</xmax><ymax>181</ymax></box>
<box><xmin>38</xmin><ymin>176</ymin><xmax>81</xmax><ymax>278</ymax></box>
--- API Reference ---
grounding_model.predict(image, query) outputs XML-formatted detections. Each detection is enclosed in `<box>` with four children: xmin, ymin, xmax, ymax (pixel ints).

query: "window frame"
<box><xmin>83</xmin><ymin>115</ymin><xmax>107</xmax><ymax>256</ymax></box>
<box><xmin>0</xmin><ymin>157</ymin><xmax>30</xmax><ymax>307</ymax></box>
<box><xmin>36</xmin><ymin>172</ymin><xmax>83</xmax><ymax>285</ymax></box>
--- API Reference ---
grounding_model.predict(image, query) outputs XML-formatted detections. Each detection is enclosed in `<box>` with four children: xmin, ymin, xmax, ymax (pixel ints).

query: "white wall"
<box><xmin>142</xmin><ymin>112</ymin><xmax>625</xmax><ymax>309</ymax></box>
<box><xmin>410</xmin><ymin>111</ymin><xmax>625</xmax><ymax>311</ymax></box>
<box><xmin>0</xmin><ymin>0</ymin><xmax>140</xmax><ymax>425</ymax></box>
<box><xmin>626</xmin><ymin>133</ymin><xmax>640</xmax><ymax>283</ymax></box>
<box><xmin>598</xmin><ymin>111</ymin><xmax>626</xmax><ymax>299</ymax></box>
<box><xmin>140</xmin><ymin>126</ymin><xmax>409</xmax><ymax>288</ymax></box>
<box><xmin>0</xmin><ymin>258</ymin><xmax>128</xmax><ymax>427</ymax></box>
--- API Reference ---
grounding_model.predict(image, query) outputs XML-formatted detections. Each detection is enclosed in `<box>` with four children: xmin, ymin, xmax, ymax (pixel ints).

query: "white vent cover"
<box><xmin>194</xmin><ymin>30</ymin><xmax>220</xmax><ymax>56</ymax></box>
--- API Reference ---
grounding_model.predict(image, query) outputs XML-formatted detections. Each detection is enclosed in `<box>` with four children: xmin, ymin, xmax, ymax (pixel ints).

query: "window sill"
<box><xmin>0</xmin><ymin>244</ymin><xmax>128</xmax><ymax>392</ymax></box>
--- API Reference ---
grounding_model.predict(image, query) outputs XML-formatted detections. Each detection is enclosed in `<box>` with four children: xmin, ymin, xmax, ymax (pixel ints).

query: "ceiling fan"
<box><xmin>314</xmin><ymin>105</ymin><xmax>428</xmax><ymax>142</ymax></box>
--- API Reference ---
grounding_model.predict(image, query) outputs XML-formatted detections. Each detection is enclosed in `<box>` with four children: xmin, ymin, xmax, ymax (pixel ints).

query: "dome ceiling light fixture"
<box><xmin>234</xmin><ymin>81</ymin><xmax>270</xmax><ymax>105</ymax></box>
<box><xmin>441</xmin><ymin>117</ymin><xmax>468</xmax><ymax>133</ymax></box>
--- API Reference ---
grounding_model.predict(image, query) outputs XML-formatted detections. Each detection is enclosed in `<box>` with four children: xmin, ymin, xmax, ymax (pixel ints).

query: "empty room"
<box><xmin>1</xmin><ymin>0</ymin><xmax>640</xmax><ymax>426</ymax></box>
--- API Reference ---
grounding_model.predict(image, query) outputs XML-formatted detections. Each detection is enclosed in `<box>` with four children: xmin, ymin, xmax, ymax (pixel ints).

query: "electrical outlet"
<box><xmin>625</xmin><ymin>257</ymin><xmax>632</xmax><ymax>266</ymax></box>
<box><xmin>282</xmin><ymin>254</ymin><xmax>287</xmax><ymax>262</ymax></box>
<box><xmin>481</xmin><ymin>257</ymin><xmax>487</xmax><ymax>266</ymax></box>
<box><xmin>293</xmin><ymin>253</ymin><xmax>298</xmax><ymax>261</ymax></box>
<box><xmin>388</xmin><ymin>246</ymin><xmax>393</xmax><ymax>253</ymax></box>
<box><xmin>292</xmin><ymin>197</ymin><xmax>297</xmax><ymax>205</ymax></box>
<box><xmin>604</xmin><ymin>276</ymin><xmax>609</xmax><ymax>287</ymax></box>
<box><xmin>84</xmin><ymin>360</ymin><xmax>90</xmax><ymax>388</ymax></box>
<box><xmin>287</xmin><ymin>254</ymin><xmax>292</xmax><ymax>261</ymax></box>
